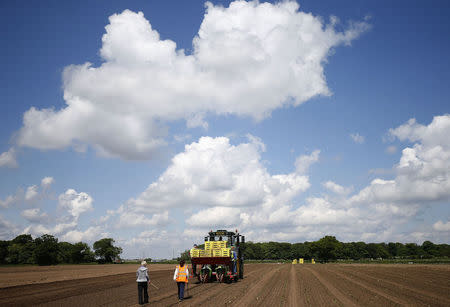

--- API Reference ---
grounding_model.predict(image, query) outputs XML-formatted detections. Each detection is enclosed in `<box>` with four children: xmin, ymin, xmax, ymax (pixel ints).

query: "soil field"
<box><xmin>0</xmin><ymin>263</ymin><xmax>449</xmax><ymax>306</ymax></box>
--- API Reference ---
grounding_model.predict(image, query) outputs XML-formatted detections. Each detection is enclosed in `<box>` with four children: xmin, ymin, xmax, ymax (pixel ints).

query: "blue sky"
<box><xmin>1</xmin><ymin>0</ymin><xmax>449</xmax><ymax>259</ymax></box>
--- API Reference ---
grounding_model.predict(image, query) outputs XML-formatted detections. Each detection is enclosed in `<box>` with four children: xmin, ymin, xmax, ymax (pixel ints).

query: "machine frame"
<box><xmin>191</xmin><ymin>229</ymin><xmax>245</xmax><ymax>283</ymax></box>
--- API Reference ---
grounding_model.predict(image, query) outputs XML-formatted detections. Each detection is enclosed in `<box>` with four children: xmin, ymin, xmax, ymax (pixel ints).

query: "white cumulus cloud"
<box><xmin>15</xmin><ymin>1</ymin><xmax>369</xmax><ymax>160</ymax></box>
<box><xmin>122</xmin><ymin>136</ymin><xmax>310</xmax><ymax>220</ymax></box>
<box><xmin>61</xmin><ymin>226</ymin><xmax>107</xmax><ymax>243</ymax></box>
<box><xmin>295</xmin><ymin>150</ymin><xmax>320</xmax><ymax>174</ymax></box>
<box><xmin>351</xmin><ymin>114</ymin><xmax>450</xmax><ymax>206</ymax></box>
<box><xmin>433</xmin><ymin>220</ymin><xmax>450</xmax><ymax>232</ymax></box>
<box><xmin>0</xmin><ymin>215</ymin><xmax>20</xmax><ymax>239</ymax></box>
<box><xmin>116</xmin><ymin>210</ymin><xmax>169</xmax><ymax>228</ymax></box>
<box><xmin>117</xmin><ymin>135</ymin><xmax>315</xmax><ymax>249</ymax></box>
<box><xmin>187</xmin><ymin>206</ymin><xmax>240</xmax><ymax>227</ymax></box>
<box><xmin>0</xmin><ymin>147</ymin><xmax>17</xmax><ymax>168</ymax></box>
<box><xmin>183</xmin><ymin>115</ymin><xmax>450</xmax><ymax>244</ymax></box>
<box><xmin>0</xmin><ymin>195</ymin><xmax>15</xmax><ymax>209</ymax></box>
<box><xmin>25</xmin><ymin>185</ymin><xmax>39</xmax><ymax>202</ymax></box>
<box><xmin>58</xmin><ymin>189</ymin><xmax>93</xmax><ymax>220</ymax></box>
<box><xmin>21</xmin><ymin>208</ymin><xmax>49</xmax><ymax>223</ymax></box>
<box><xmin>322</xmin><ymin>181</ymin><xmax>352</xmax><ymax>195</ymax></box>
<box><xmin>23</xmin><ymin>221</ymin><xmax>77</xmax><ymax>237</ymax></box>
<box><xmin>41</xmin><ymin>177</ymin><xmax>54</xmax><ymax>189</ymax></box>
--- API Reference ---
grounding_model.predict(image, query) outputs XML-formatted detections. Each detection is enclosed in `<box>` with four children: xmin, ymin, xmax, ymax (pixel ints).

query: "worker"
<box><xmin>136</xmin><ymin>260</ymin><xmax>149</xmax><ymax>305</ymax></box>
<box><xmin>189</xmin><ymin>244</ymin><xmax>198</xmax><ymax>276</ymax></box>
<box><xmin>201</xmin><ymin>264</ymin><xmax>212</xmax><ymax>281</ymax></box>
<box><xmin>231</xmin><ymin>246</ymin><xmax>237</xmax><ymax>274</ymax></box>
<box><xmin>173</xmin><ymin>259</ymin><xmax>189</xmax><ymax>302</ymax></box>
<box><xmin>189</xmin><ymin>244</ymin><xmax>198</xmax><ymax>258</ymax></box>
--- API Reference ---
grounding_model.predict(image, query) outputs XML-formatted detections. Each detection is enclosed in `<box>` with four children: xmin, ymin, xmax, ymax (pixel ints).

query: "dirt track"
<box><xmin>0</xmin><ymin>263</ymin><xmax>449</xmax><ymax>306</ymax></box>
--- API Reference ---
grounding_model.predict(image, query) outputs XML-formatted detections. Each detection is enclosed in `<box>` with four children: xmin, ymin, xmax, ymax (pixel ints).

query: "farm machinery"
<box><xmin>190</xmin><ymin>229</ymin><xmax>245</xmax><ymax>283</ymax></box>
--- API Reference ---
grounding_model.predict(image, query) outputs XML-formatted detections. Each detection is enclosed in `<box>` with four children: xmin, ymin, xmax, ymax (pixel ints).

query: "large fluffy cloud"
<box><xmin>109</xmin><ymin>135</ymin><xmax>318</xmax><ymax>251</ymax></box>
<box><xmin>15</xmin><ymin>1</ymin><xmax>369</xmax><ymax>160</ymax></box>
<box><xmin>114</xmin><ymin>115</ymin><xmax>449</xmax><ymax>247</ymax></box>
<box><xmin>290</xmin><ymin>115</ymin><xmax>450</xmax><ymax>243</ymax></box>
<box><xmin>119</xmin><ymin>136</ymin><xmax>311</xmax><ymax>225</ymax></box>
<box><xmin>351</xmin><ymin>114</ymin><xmax>450</xmax><ymax>206</ymax></box>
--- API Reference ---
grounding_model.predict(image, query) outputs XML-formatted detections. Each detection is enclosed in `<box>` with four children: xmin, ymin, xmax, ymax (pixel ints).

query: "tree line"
<box><xmin>242</xmin><ymin>236</ymin><xmax>450</xmax><ymax>262</ymax></box>
<box><xmin>0</xmin><ymin>234</ymin><xmax>122</xmax><ymax>266</ymax></box>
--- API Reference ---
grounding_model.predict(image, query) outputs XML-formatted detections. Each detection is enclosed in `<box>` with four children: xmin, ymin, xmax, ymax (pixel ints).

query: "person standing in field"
<box><xmin>136</xmin><ymin>260</ymin><xmax>150</xmax><ymax>305</ymax></box>
<box><xmin>173</xmin><ymin>259</ymin><xmax>189</xmax><ymax>302</ymax></box>
<box><xmin>189</xmin><ymin>244</ymin><xmax>198</xmax><ymax>277</ymax></box>
<box><xmin>189</xmin><ymin>244</ymin><xmax>198</xmax><ymax>258</ymax></box>
<box><xmin>231</xmin><ymin>246</ymin><xmax>237</xmax><ymax>274</ymax></box>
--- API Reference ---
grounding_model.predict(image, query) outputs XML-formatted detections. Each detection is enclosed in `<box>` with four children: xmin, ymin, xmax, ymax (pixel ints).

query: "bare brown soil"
<box><xmin>0</xmin><ymin>264</ymin><xmax>174</xmax><ymax>288</ymax></box>
<box><xmin>0</xmin><ymin>263</ymin><xmax>449</xmax><ymax>306</ymax></box>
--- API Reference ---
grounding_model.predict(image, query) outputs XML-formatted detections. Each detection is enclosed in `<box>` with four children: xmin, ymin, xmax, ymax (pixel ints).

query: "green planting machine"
<box><xmin>190</xmin><ymin>229</ymin><xmax>245</xmax><ymax>283</ymax></box>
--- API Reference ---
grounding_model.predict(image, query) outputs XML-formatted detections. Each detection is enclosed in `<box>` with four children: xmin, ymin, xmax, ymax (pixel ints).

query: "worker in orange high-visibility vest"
<box><xmin>173</xmin><ymin>260</ymin><xmax>189</xmax><ymax>302</ymax></box>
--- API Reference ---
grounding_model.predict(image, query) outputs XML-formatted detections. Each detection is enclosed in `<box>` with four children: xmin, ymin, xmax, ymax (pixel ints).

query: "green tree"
<box><xmin>367</xmin><ymin>243</ymin><xmax>389</xmax><ymax>259</ymax></box>
<box><xmin>0</xmin><ymin>240</ymin><xmax>10</xmax><ymax>264</ymax></box>
<box><xmin>243</xmin><ymin>242</ymin><xmax>263</xmax><ymax>260</ymax></box>
<box><xmin>58</xmin><ymin>242</ymin><xmax>74</xmax><ymax>263</ymax></box>
<box><xmin>387</xmin><ymin>242</ymin><xmax>398</xmax><ymax>257</ymax></box>
<box><xmin>341</xmin><ymin>243</ymin><xmax>360</xmax><ymax>259</ymax></box>
<box><xmin>313</xmin><ymin>236</ymin><xmax>342</xmax><ymax>262</ymax></box>
<box><xmin>421</xmin><ymin>241</ymin><xmax>437</xmax><ymax>258</ymax></box>
<box><xmin>396</xmin><ymin>243</ymin><xmax>409</xmax><ymax>257</ymax></box>
<box><xmin>354</xmin><ymin>242</ymin><xmax>369</xmax><ymax>259</ymax></box>
<box><xmin>262</xmin><ymin>242</ymin><xmax>280</xmax><ymax>259</ymax></box>
<box><xmin>405</xmin><ymin>243</ymin><xmax>419</xmax><ymax>257</ymax></box>
<box><xmin>436</xmin><ymin>244</ymin><xmax>450</xmax><ymax>257</ymax></box>
<box><xmin>178</xmin><ymin>249</ymin><xmax>190</xmax><ymax>262</ymax></box>
<box><xmin>71</xmin><ymin>242</ymin><xmax>95</xmax><ymax>263</ymax></box>
<box><xmin>12</xmin><ymin>234</ymin><xmax>33</xmax><ymax>245</ymax></box>
<box><xmin>93</xmin><ymin>238</ymin><xmax>122</xmax><ymax>263</ymax></box>
<box><xmin>8</xmin><ymin>234</ymin><xmax>35</xmax><ymax>264</ymax></box>
<box><xmin>278</xmin><ymin>242</ymin><xmax>292</xmax><ymax>259</ymax></box>
<box><xmin>34</xmin><ymin>234</ymin><xmax>59</xmax><ymax>265</ymax></box>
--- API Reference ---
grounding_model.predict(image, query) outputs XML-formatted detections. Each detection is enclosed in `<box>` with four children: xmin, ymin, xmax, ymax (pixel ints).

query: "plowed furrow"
<box><xmin>287</xmin><ymin>264</ymin><xmax>302</xmax><ymax>307</ymax></box>
<box><xmin>297</xmin><ymin>265</ymin><xmax>343</xmax><ymax>306</ymax></box>
<box><xmin>229</xmin><ymin>264</ymin><xmax>283</xmax><ymax>306</ymax></box>
<box><xmin>330</xmin><ymin>266</ymin><xmax>450</xmax><ymax>307</ymax></box>
<box><xmin>304</xmin><ymin>266</ymin><xmax>357</xmax><ymax>306</ymax></box>
<box><xmin>336</xmin><ymin>264</ymin><xmax>450</xmax><ymax>295</ymax></box>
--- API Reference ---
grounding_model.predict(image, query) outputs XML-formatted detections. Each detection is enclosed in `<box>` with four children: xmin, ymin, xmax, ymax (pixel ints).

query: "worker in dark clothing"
<box><xmin>136</xmin><ymin>260</ymin><xmax>149</xmax><ymax>305</ymax></box>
